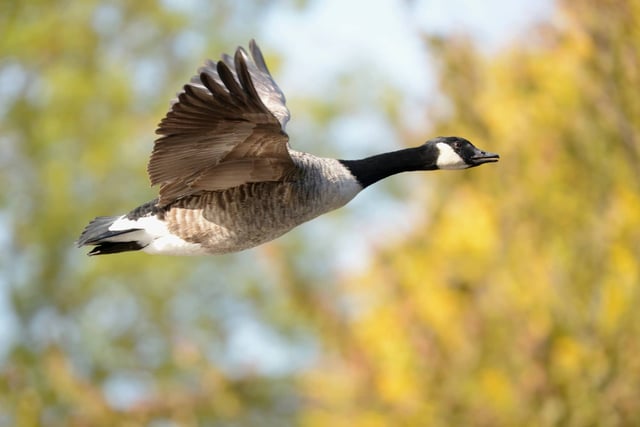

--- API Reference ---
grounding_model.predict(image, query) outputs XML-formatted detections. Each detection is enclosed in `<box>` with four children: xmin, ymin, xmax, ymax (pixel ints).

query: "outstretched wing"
<box><xmin>148</xmin><ymin>40</ymin><xmax>294</xmax><ymax>206</ymax></box>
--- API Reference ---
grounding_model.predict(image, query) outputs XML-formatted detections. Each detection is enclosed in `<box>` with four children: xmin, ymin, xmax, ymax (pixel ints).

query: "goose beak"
<box><xmin>470</xmin><ymin>149</ymin><xmax>500</xmax><ymax>166</ymax></box>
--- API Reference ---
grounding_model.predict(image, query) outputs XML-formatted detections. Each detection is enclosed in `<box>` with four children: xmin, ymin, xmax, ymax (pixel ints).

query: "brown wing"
<box><xmin>148</xmin><ymin>40</ymin><xmax>295</xmax><ymax>206</ymax></box>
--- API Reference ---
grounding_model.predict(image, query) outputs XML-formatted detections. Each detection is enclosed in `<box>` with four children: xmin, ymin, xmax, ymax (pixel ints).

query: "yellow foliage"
<box><xmin>301</xmin><ymin>1</ymin><xmax>640</xmax><ymax>425</ymax></box>
<box><xmin>477</xmin><ymin>367</ymin><xmax>515</xmax><ymax>414</ymax></box>
<box><xmin>551</xmin><ymin>336</ymin><xmax>585</xmax><ymax>378</ymax></box>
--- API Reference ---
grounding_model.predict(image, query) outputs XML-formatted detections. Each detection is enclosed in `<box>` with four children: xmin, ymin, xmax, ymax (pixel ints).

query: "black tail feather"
<box><xmin>77</xmin><ymin>215</ymin><xmax>145</xmax><ymax>256</ymax></box>
<box><xmin>88</xmin><ymin>241</ymin><xmax>146</xmax><ymax>256</ymax></box>
<box><xmin>77</xmin><ymin>216</ymin><xmax>121</xmax><ymax>246</ymax></box>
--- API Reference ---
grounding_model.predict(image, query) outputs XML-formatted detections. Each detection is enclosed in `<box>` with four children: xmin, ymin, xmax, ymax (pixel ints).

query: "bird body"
<box><xmin>101</xmin><ymin>152</ymin><xmax>361</xmax><ymax>255</ymax></box>
<box><xmin>78</xmin><ymin>40</ymin><xmax>499</xmax><ymax>256</ymax></box>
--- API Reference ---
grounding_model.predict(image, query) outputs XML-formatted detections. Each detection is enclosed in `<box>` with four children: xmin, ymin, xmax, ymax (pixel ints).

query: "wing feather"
<box><xmin>148</xmin><ymin>40</ymin><xmax>294</xmax><ymax>206</ymax></box>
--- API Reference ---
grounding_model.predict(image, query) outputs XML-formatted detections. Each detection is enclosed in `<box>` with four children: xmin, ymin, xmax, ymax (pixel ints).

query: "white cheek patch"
<box><xmin>436</xmin><ymin>143</ymin><xmax>468</xmax><ymax>170</ymax></box>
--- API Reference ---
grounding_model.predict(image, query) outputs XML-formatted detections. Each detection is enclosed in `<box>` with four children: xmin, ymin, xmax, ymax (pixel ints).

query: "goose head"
<box><xmin>427</xmin><ymin>136</ymin><xmax>500</xmax><ymax>170</ymax></box>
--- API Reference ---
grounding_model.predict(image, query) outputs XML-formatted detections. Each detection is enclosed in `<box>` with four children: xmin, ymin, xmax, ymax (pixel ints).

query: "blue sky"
<box><xmin>262</xmin><ymin>0</ymin><xmax>555</xmax><ymax>110</ymax></box>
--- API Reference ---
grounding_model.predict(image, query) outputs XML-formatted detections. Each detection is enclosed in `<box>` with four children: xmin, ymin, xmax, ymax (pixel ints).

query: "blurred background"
<box><xmin>2</xmin><ymin>0</ymin><xmax>640</xmax><ymax>425</ymax></box>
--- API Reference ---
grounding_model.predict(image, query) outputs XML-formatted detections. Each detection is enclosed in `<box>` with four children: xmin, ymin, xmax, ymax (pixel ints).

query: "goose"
<box><xmin>77</xmin><ymin>40</ymin><xmax>499</xmax><ymax>256</ymax></box>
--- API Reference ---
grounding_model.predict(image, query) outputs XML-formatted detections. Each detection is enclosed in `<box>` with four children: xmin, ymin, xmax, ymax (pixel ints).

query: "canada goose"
<box><xmin>77</xmin><ymin>40</ymin><xmax>499</xmax><ymax>256</ymax></box>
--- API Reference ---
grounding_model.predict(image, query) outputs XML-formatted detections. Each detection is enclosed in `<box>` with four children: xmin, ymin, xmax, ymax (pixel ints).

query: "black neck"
<box><xmin>339</xmin><ymin>145</ymin><xmax>437</xmax><ymax>188</ymax></box>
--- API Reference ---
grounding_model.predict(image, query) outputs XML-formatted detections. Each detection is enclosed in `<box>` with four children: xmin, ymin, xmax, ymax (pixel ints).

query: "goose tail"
<box><xmin>77</xmin><ymin>215</ymin><xmax>147</xmax><ymax>256</ymax></box>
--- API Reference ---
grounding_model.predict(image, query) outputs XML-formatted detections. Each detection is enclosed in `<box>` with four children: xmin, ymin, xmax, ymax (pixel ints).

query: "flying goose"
<box><xmin>77</xmin><ymin>40</ymin><xmax>499</xmax><ymax>256</ymax></box>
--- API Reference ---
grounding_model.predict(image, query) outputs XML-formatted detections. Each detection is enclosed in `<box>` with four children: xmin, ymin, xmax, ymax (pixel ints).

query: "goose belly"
<box><xmin>163</xmin><ymin>176</ymin><xmax>361</xmax><ymax>254</ymax></box>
